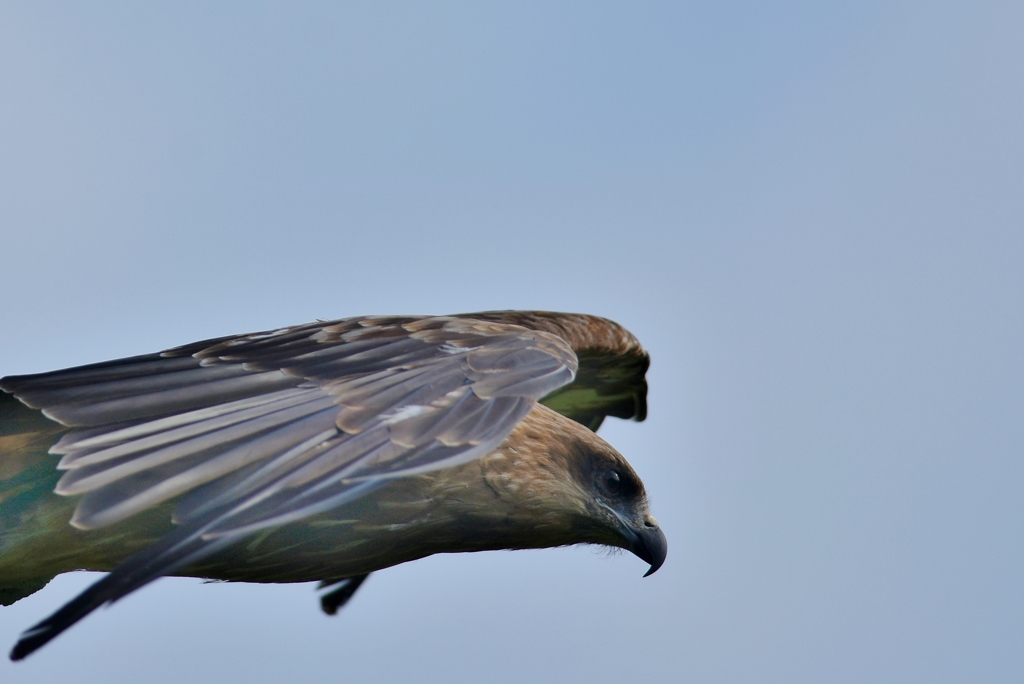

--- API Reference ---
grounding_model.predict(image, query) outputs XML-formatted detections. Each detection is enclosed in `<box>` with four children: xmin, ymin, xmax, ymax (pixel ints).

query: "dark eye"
<box><xmin>600</xmin><ymin>469</ymin><xmax>624</xmax><ymax>497</ymax></box>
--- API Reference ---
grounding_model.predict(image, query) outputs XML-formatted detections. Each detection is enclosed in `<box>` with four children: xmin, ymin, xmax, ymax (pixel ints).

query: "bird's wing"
<box><xmin>459</xmin><ymin>311</ymin><xmax>649</xmax><ymax>431</ymax></box>
<box><xmin>1</xmin><ymin>315</ymin><xmax>576</xmax><ymax>534</ymax></box>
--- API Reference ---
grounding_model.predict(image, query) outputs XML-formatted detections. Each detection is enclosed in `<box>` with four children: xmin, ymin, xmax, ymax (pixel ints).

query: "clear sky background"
<box><xmin>1</xmin><ymin>2</ymin><xmax>1021</xmax><ymax>683</ymax></box>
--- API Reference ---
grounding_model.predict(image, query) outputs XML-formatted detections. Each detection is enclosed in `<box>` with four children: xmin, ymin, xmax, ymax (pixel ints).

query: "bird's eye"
<box><xmin>601</xmin><ymin>469</ymin><xmax>623</xmax><ymax>496</ymax></box>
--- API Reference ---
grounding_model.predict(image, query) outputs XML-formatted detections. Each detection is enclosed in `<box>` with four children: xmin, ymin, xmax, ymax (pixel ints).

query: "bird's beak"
<box><xmin>630</xmin><ymin>521</ymin><xmax>668</xmax><ymax>577</ymax></box>
<box><xmin>613</xmin><ymin>513</ymin><xmax>667</xmax><ymax>577</ymax></box>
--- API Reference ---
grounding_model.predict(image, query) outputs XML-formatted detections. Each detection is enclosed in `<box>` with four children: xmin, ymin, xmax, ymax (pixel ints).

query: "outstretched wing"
<box><xmin>2</xmin><ymin>316</ymin><xmax>577</xmax><ymax>533</ymax></box>
<box><xmin>460</xmin><ymin>311</ymin><xmax>649</xmax><ymax>431</ymax></box>
<box><xmin>2</xmin><ymin>315</ymin><xmax>577</xmax><ymax>659</ymax></box>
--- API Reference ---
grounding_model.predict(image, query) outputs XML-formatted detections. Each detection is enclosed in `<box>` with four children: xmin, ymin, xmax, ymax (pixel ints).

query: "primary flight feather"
<box><xmin>0</xmin><ymin>311</ymin><xmax>665</xmax><ymax>660</ymax></box>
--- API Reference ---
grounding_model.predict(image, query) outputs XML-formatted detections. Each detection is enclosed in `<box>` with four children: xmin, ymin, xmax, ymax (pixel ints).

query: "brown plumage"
<box><xmin>0</xmin><ymin>311</ymin><xmax>665</xmax><ymax>660</ymax></box>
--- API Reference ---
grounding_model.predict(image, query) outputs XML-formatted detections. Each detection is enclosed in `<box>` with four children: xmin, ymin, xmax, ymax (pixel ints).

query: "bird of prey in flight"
<box><xmin>0</xmin><ymin>310</ymin><xmax>665</xmax><ymax>660</ymax></box>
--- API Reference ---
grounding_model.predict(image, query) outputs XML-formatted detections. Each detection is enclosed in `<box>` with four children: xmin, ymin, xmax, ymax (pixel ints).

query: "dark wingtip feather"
<box><xmin>9</xmin><ymin>575</ymin><xmax>116</xmax><ymax>660</ymax></box>
<box><xmin>10</xmin><ymin>528</ymin><xmax>218</xmax><ymax>661</ymax></box>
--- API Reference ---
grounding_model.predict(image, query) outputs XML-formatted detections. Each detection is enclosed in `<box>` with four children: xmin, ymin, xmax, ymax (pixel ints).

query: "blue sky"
<box><xmin>1</xmin><ymin>3</ymin><xmax>1022</xmax><ymax>682</ymax></box>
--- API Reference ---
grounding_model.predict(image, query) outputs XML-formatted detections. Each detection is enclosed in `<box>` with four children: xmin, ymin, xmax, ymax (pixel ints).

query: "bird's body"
<box><xmin>0</xmin><ymin>311</ymin><xmax>664</xmax><ymax>660</ymax></box>
<box><xmin>0</xmin><ymin>403</ymin><xmax>643</xmax><ymax>588</ymax></box>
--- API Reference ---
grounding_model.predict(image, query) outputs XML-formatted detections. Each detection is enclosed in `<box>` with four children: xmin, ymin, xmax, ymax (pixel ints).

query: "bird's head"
<box><xmin>476</xmin><ymin>404</ymin><xmax>667</xmax><ymax>576</ymax></box>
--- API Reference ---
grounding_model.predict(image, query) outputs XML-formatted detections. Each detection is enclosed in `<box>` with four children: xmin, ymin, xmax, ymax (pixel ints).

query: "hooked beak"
<box><xmin>630</xmin><ymin>521</ymin><xmax>668</xmax><ymax>577</ymax></box>
<box><xmin>613</xmin><ymin>512</ymin><xmax>667</xmax><ymax>577</ymax></box>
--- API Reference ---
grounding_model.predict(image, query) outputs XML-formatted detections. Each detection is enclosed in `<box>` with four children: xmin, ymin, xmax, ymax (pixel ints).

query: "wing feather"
<box><xmin>56</xmin><ymin>389</ymin><xmax>326</xmax><ymax>468</ymax></box>
<box><xmin>55</xmin><ymin>394</ymin><xmax>338</xmax><ymax>497</ymax></box>
<box><xmin>459</xmin><ymin>311</ymin><xmax>649</xmax><ymax>430</ymax></box>
<box><xmin>71</xmin><ymin>408</ymin><xmax>344</xmax><ymax>529</ymax></box>
<box><xmin>50</xmin><ymin>388</ymin><xmax>312</xmax><ymax>454</ymax></box>
<box><xmin>40</xmin><ymin>370</ymin><xmax>302</xmax><ymax>426</ymax></box>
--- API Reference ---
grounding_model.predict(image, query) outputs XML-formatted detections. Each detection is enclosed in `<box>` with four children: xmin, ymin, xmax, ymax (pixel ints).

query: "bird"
<box><xmin>0</xmin><ymin>310</ymin><xmax>665</xmax><ymax>660</ymax></box>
